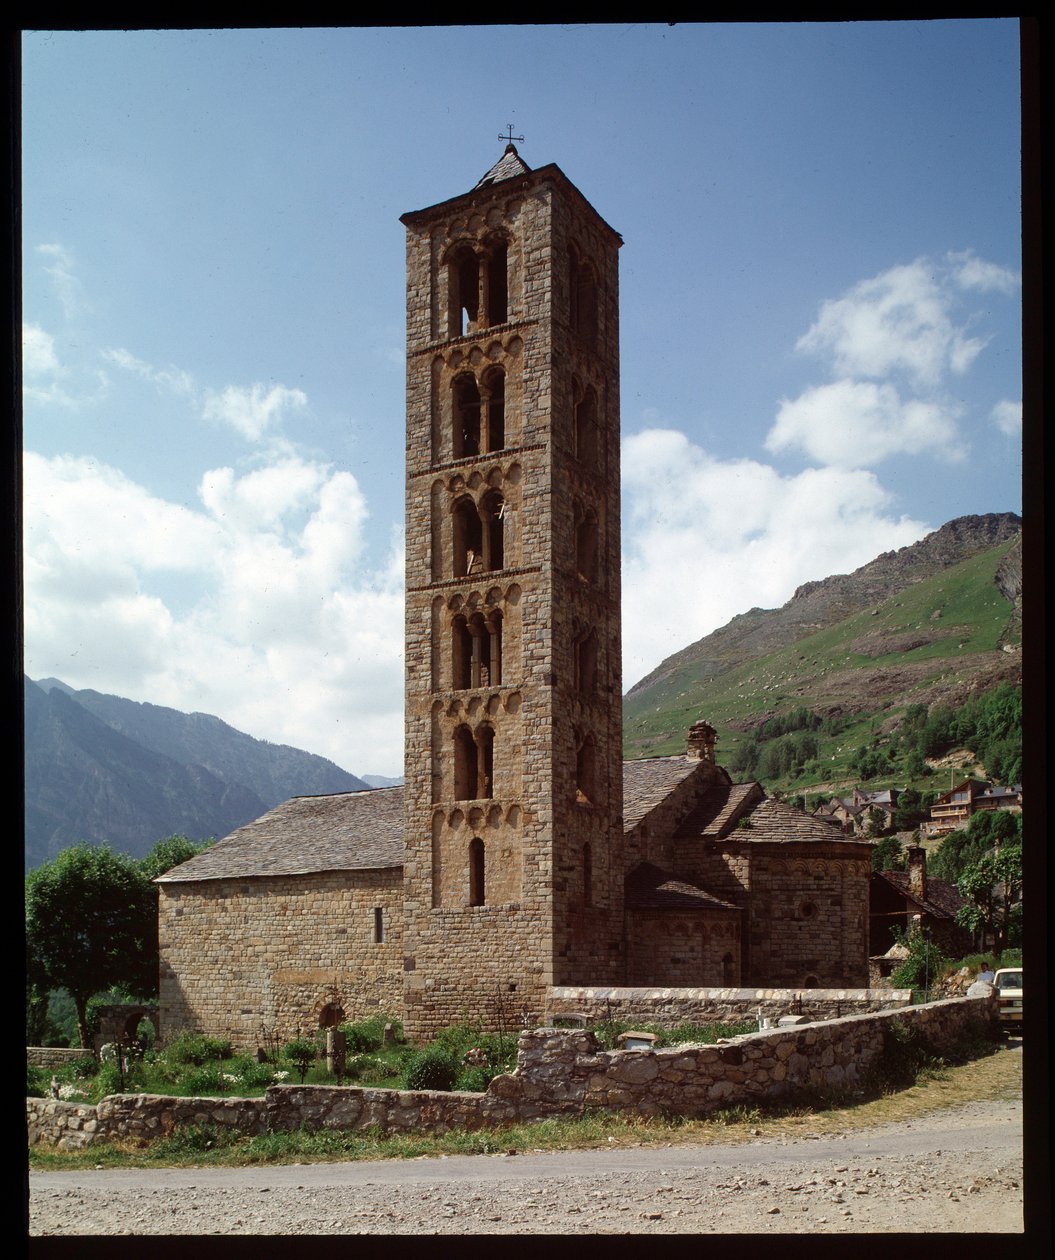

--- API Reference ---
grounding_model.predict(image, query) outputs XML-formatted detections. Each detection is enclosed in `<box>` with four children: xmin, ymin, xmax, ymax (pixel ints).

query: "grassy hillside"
<box><xmin>623</xmin><ymin>536</ymin><xmax>1021</xmax><ymax>800</ymax></box>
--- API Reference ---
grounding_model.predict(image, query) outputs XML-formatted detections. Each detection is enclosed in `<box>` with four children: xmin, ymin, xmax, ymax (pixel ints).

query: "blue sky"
<box><xmin>21</xmin><ymin>23</ymin><xmax>1022</xmax><ymax>778</ymax></box>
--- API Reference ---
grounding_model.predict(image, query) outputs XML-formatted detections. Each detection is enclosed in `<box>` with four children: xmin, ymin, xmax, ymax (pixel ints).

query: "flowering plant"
<box><xmin>463</xmin><ymin>1046</ymin><xmax>488</xmax><ymax>1067</ymax></box>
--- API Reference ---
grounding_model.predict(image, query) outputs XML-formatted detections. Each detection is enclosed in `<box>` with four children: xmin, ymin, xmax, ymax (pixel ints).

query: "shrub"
<box><xmin>866</xmin><ymin>1021</ymin><xmax>942</xmax><ymax>1095</ymax></box>
<box><xmin>454</xmin><ymin>1064</ymin><xmax>494</xmax><ymax>1093</ymax></box>
<box><xmin>339</xmin><ymin>1015</ymin><xmax>401</xmax><ymax>1053</ymax></box>
<box><xmin>164</xmin><ymin>1032</ymin><xmax>233</xmax><ymax>1065</ymax></box>
<box><xmin>68</xmin><ymin>1055</ymin><xmax>99</xmax><ymax>1079</ymax></box>
<box><xmin>283</xmin><ymin>1037</ymin><xmax>318</xmax><ymax>1084</ymax></box>
<box><xmin>27</xmin><ymin>1064</ymin><xmax>48</xmax><ymax>1098</ymax></box>
<box><xmin>402</xmin><ymin>1047</ymin><xmax>460</xmax><ymax>1092</ymax></box>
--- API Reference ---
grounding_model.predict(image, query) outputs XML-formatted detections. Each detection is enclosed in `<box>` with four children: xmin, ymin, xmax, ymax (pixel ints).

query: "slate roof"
<box><xmin>678</xmin><ymin>788</ymin><xmax>869</xmax><ymax>846</ymax></box>
<box><xmin>873</xmin><ymin>870</ymin><xmax>965</xmax><ymax>920</ymax></box>
<box><xmin>473</xmin><ymin>143</ymin><xmax>532</xmax><ymax>189</ymax></box>
<box><xmin>160</xmin><ymin>757</ymin><xmax>866</xmax><ymax>885</ymax></box>
<box><xmin>624</xmin><ymin>862</ymin><xmax>739</xmax><ymax>912</ymax></box>
<box><xmin>621</xmin><ymin>755</ymin><xmax>706</xmax><ymax>830</ymax></box>
<box><xmin>157</xmin><ymin>787</ymin><xmax>404</xmax><ymax>883</ymax></box>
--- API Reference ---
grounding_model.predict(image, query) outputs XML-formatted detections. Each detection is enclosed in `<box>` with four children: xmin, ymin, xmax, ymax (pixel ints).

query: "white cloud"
<box><xmin>991</xmin><ymin>399</ymin><xmax>1022</xmax><ymax>438</ymax></box>
<box><xmin>947</xmin><ymin>250</ymin><xmax>1020</xmax><ymax>295</ymax></box>
<box><xmin>202</xmin><ymin>382</ymin><xmax>308</xmax><ymax>442</ymax></box>
<box><xmin>22</xmin><ymin>323</ymin><xmax>61</xmax><ymax>378</ymax></box>
<box><xmin>103</xmin><ymin>346</ymin><xmax>195</xmax><ymax>396</ymax></box>
<box><xmin>620</xmin><ymin>428</ymin><xmax>929</xmax><ymax>687</ymax></box>
<box><xmin>766</xmin><ymin>380</ymin><xmax>963</xmax><ymax>468</ymax></box>
<box><xmin>23</xmin><ymin>450</ymin><xmax>406</xmax><ymax>776</ymax></box>
<box><xmin>795</xmin><ymin>258</ymin><xmax>987</xmax><ymax>388</ymax></box>
<box><xmin>37</xmin><ymin>243</ymin><xmax>89</xmax><ymax>321</ymax></box>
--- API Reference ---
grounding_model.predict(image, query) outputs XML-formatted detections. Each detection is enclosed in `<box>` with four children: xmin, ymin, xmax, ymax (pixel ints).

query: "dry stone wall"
<box><xmin>28</xmin><ymin>997</ymin><xmax>994</xmax><ymax>1148</ymax></box>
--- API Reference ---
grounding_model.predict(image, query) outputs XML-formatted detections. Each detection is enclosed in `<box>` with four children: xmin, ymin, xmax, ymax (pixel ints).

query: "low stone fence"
<box><xmin>26</xmin><ymin>1095</ymin><xmax>270</xmax><ymax>1151</ymax></box>
<box><xmin>545</xmin><ymin>985</ymin><xmax>912</xmax><ymax>1027</ymax></box>
<box><xmin>27</xmin><ymin>1047</ymin><xmax>92</xmax><ymax>1069</ymax></box>
<box><xmin>28</xmin><ymin>996</ymin><xmax>995</xmax><ymax>1149</ymax></box>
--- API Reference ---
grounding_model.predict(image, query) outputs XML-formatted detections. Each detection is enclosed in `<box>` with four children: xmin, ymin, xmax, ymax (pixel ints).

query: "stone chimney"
<box><xmin>906</xmin><ymin>845</ymin><xmax>927</xmax><ymax>903</ymax></box>
<box><xmin>687</xmin><ymin>720</ymin><xmax>716</xmax><ymax>763</ymax></box>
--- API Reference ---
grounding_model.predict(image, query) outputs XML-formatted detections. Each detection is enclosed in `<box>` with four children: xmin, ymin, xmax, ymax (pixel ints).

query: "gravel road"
<box><xmin>28</xmin><ymin>1096</ymin><xmax>1022</xmax><ymax>1235</ymax></box>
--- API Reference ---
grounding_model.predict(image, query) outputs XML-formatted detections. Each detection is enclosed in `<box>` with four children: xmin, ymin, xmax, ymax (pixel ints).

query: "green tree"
<box><xmin>25</xmin><ymin>845</ymin><xmax>155</xmax><ymax>1048</ymax></box>
<box><xmin>956</xmin><ymin>842</ymin><xmax>1023</xmax><ymax>952</ymax></box>
<box><xmin>871</xmin><ymin>835</ymin><xmax>905</xmax><ymax>872</ymax></box>
<box><xmin>25</xmin><ymin>836</ymin><xmax>212</xmax><ymax>1049</ymax></box>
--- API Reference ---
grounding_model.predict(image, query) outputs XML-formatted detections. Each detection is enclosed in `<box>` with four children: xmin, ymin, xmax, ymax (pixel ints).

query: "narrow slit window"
<box><xmin>469</xmin><ymin>837</ymin><xmax>486</xmax><ymax>906</ymax></box>
<box><xmin>373</xmin><ymin>907</ymin><xmax>384</xmax><ymax>943</ymax></box>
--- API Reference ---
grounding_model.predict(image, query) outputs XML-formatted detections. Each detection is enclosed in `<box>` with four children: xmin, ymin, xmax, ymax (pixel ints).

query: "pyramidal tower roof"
<box><xmin>473</xmin><ymin>143</ymin><xmax>532</xmax><ymax>189</ymax></box>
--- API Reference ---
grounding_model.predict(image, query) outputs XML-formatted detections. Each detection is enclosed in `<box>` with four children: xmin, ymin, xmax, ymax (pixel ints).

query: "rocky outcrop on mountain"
<box><xmin>626</xmin><ymin>514</ymin><xmax>1021</xmax><ymax>700</ymax></box>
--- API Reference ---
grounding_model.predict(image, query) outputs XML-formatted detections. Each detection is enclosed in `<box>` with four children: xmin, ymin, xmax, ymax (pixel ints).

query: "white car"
<box><xmin>992</xmin><ymin>967</ymin><xmax>1023</xmax><ymax>1029</ymax></box>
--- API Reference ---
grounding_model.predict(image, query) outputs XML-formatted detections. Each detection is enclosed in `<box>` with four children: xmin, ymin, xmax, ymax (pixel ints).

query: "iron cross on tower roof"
<box><xmin>499</xmin><ymin>125</ymin><xmax>524</xmax><ymax>146</ymax></box>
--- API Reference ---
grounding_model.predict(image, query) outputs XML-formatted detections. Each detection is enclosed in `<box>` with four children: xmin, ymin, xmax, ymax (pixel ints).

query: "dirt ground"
<box><xmin>27</xmin><ymin>1094</ymin><xmax>1024</xmax><ymax>1236</ymax></box>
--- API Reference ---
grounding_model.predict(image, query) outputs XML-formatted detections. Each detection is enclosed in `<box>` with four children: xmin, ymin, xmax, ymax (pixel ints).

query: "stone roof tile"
<box><xmin>157</xmin><ymin>787</ymin><xmax>404</xmax><ymax>882</ymax></box>
<box><xmin>624</xmin><ymin>862</ymin><xmax>739</xmax><ymax>912</ymax></box>
<box><xmin>621</xmin><ymin>756</ymin><xmax>703</xmax><ymax>830</ymax></box>
<box><xmin>473</xmin><ymin>144</ymin><xmax>532</xmax><ymax>189</ymax></box>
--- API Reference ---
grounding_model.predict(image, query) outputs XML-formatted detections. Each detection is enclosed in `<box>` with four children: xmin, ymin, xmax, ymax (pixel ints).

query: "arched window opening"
<box><xmin>485</xmin><ymin>609</ymin><xmax>503</xmax><ymax>687</ymax></box>
<box><xmin>452</xmin><ymin>496</ymin><xmax>482</xmax><ymax>578</ymax></box>
<box><xmin>477</xmin><ymin>723</ymin><xmax>495</xmax><ymax>800</ymax></box>
<box><xmin>454</xmin><ymin>724</ymin><xmax>478</xmax><ymax>800</ymax></box>
<box><xmin>452</xmin><ymin>374</ymin><xmax>482</xmax><ymax>459</ymax></box>
<box><xmin>575</xmin><ymin>504</ymin><xmax>599</xmax><ymax>583</ymax></box>
<box><xmin>469</xmin><ymin>837</ymin><xmax>486</xmax><ymax>906</ymax></box>
<box><xmin>574</xmin><ymin>629</ymin><xmax>598</xmax><ymax>695</ymax></box>
<box><xmin>570</xmin><ymin>253</ymin><xmax>598</xmax><ymax>346</ymax></box>
<box><xmin>449</xmin><ymin>246</ymin><xmax>479</xmax><ymax>338</ymax></box>
<box><xmin>583</xmin><ymin>843</ymin><xmax>593</xmax><ymax>908</ymax></box>
<box><xmin>318</xmin><ymin>1002</ymin><xmax>345</xmax><ymax>1029</ymax></box>
<box><xmin>480</xmin><ymin>490</ymin><xmax>505</xmax><ymax>571</ymax></box>
<box><xmin>482</xmin><ymin>367</ymin><xmax>505</xmax><ymax>452</ymax></box>
<box><xmin>452</xmin><ymin>614</ymin><xmax>473</xmax><ymax>689</ymax></box>
<box><xmin>485</xmin><ymin>239</ymin><xmax>508</xmax><ymax>326</ymax></box>
<box><xmin>576</xmin><ymin>732</ymin><xmax>598</xmax><ymax>805</ymax></box>
<box><xmin>574</xmin><ymin>387</ymin><xmax>599</xmax><ymax>466</ymax></box>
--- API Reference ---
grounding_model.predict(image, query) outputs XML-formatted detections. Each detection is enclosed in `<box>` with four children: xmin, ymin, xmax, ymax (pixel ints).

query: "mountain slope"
<box><xmin>24</xmin><ymin>680</ymin><xmax>370</xmax><ymax>869</ymax></box>
<box><xmin>624</xmin><ymin>514</ymin><xmax>1022</xmax><ymax>765</ymax></box>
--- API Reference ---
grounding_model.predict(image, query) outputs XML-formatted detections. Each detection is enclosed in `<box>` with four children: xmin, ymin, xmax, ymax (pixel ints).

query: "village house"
<box><xmin>814</xmin><ymin>786</ymin><xmax>902</xmax><ymax>835</ymax></box>
<box><xmin>923</xmin><ymin>778</ymin><xmax>1022</xmax><ymax>838</ymax></box>
<box><xmin>158</xmin><ymin>144</ymin><xmax>874</xmax><ymax>1048</ymax></box>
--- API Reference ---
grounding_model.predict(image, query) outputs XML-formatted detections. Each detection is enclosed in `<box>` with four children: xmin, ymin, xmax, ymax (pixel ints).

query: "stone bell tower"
<box><xmin>400</xmin><ymin>144</ymin><xmax>624</xmax><ymax>1039</ymax></box>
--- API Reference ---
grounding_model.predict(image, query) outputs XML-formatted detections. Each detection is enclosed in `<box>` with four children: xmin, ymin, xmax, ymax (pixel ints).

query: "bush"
<box><xmin>68</xmin><ymin>1054</ymin><xmax>99</xmax><ymax>1079</ymax></box>
<box><xmin>339</xmin><ymin>1015</ymin><xmax>401</xmax><ymax>1053</ymax></box>
<box><xmin>164</xmin><ymin>1032</ymin><xmax>233</xmax><ymax>1065</ymax></box>
<box><xmin>889</xmin><ymin>931</ymin><xmax>949</xmax><ymax>999</ymax></box>
<box><xmin>866</xmin><ymin>1021</ymin><xmax>942</xmax><ymax>1095</ymax></box>
<box><xmin>402</xmin><ymin>1047</ymin><xmax>460</xmax><ymax>1092</ymax></box>
<box><xmin>283</xmin><ymin>1037</ymin><xmax>318</xmax><ymax>1084</ymax></box>
<box><xmin>454</xmin><ymin>1064</ymin><xmax>494</xmax><ymax>1093</ymax></box>
<box><xmin>27</xmin><ymin>1064</ymin><xmax>48</xmax><ymax>1098</ymax></box>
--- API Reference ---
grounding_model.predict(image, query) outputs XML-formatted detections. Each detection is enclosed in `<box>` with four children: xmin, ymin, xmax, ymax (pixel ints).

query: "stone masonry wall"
<box><xmin>28</xmin><ymin>997</ymin><xmax>994</xmax><ymax>1148</ymax></box>
<box><xmin>546</xmin><ymin>985</ymin><xmax>912</xmax><ymax>1026</ymax></box>
<box><xmin>158</xmin><ymin>869</ymin><xmax>404</xmax><ymax>1052</ymax></box>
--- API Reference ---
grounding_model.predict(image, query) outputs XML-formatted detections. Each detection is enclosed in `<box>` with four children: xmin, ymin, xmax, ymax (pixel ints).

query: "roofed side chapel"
<box><xmin>155</xmin><ymin>147</ymin><xmax>873</xmax><ymax>1051</ymax></box>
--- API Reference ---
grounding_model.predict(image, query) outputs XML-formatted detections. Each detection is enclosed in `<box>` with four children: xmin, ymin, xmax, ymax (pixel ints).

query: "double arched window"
<box><xmin>447</xmin><ymin>235</ymin><xmax>510</xmax><ymax>339</ymax></box>
<box><xmin>453</xmin><ymin>722</ymin><xmax>495</xmax><ymax>801</ymax></box>
<box><xmin>452</xmin><ymin>367</ymin><xmax>506</xmax><ymax>460</ymax></box>
<box><xmin>452</xmin><ymin>491</ymin><xmax>505</xmax><ymax>578</ymax></box>
<box><xmin>452</xmin><ymin>610</ymin><xmax>503</xmax><ymax>690</ymax></box>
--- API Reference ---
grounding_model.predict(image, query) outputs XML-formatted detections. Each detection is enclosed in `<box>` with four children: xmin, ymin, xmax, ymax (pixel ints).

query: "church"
<box><xmin>158</xmin><ymin>145</ymin><xmax>873</xmax><ymax>1047</ymax></box>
